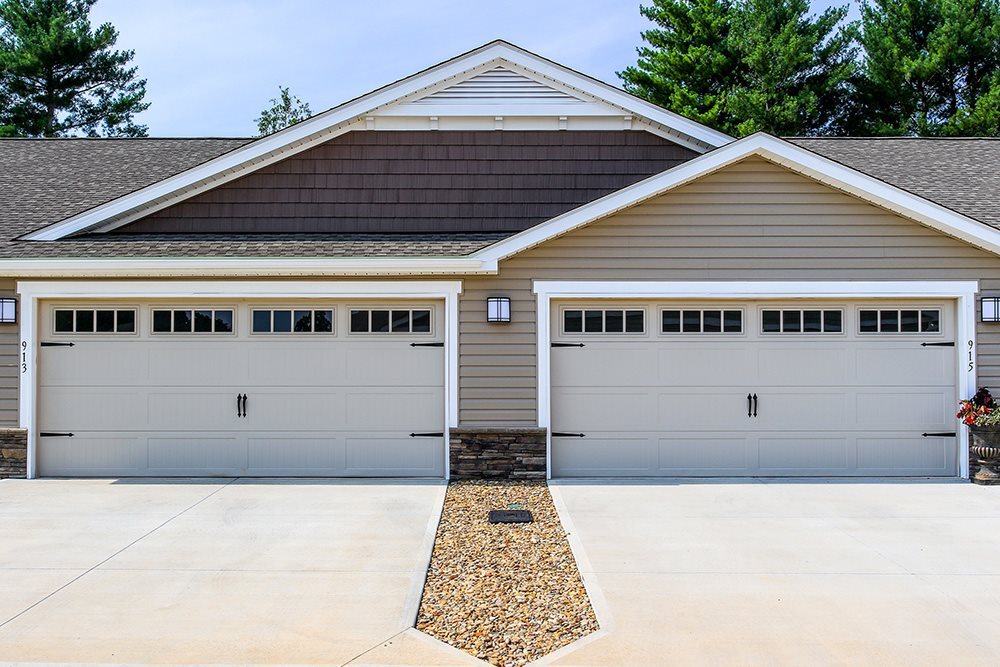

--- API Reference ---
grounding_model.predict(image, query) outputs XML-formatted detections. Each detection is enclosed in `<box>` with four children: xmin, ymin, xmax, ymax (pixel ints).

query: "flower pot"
<box><xmin>969</xmin><ymin>426</ymin><xmax>1000</xmax><ymax>485</ymax></box>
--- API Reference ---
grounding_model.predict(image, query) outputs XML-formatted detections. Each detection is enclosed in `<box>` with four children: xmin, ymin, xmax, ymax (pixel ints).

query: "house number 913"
<box><xmin>21</xmin><ymin>340</ymin><xmax>26</xmax><ymax>374</ymax></box>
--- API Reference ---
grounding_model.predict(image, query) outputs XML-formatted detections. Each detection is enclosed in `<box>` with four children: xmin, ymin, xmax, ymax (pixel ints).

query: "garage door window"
<box><xmin>761</xmin><ymin>309</ymin><xmax>842</xmax><ymax>334</ymax></box>
<box><xmin>251</xmin><ymin>309</ymin><xmax>334</xmax><ymax>334</ymax></box>
<box><xmin>859</xmin><ymin>309</ymin><xmax>940</xmax><ymax>334</ymax></box>
<box><xmin>54</xmin><ymin>309</ymin><xmax>136</xmax><ymax>334</ymax></box>
<box><xmin>563</xmin><ymin>309</ymin><xmax>644</xmax><ymax>334</ymax></box>
<box><xmin>661</xmin><ymin>309</ymin><xmax>742</xmax><ymax>334</ymax></box>
<box><xmin>152</xmin><ymin>309</ymin><xmax>234</xmax><ymax>334</ymax></box>
<box><xmin>350</xmin><ymin>309</ymin><xmax>431</xmax><ymax>334</ymax></box>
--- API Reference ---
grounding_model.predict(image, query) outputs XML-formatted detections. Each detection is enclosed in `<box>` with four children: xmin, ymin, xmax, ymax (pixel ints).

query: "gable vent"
<box><xmin>413</xmin><ymin>66</ymin><xmax>585</xmax><ymax>105</ymax></box>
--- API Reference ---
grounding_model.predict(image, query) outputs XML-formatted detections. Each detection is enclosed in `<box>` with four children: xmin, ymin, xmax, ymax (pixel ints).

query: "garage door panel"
<box><xmin>345</xmin><ymin>435</ymin><xmax>444</xmax><ymax>476</ymax></box>
<box><xmin>757</xmin><ymin>347</ymin><xmax>851</xmax><ymax>385</ymax></box>
<box><xmin>758</xmin><ymin>437</ymin><xmax>851</xmax><ymax>471</ymax></box>
<box><xmin>754</xmin><ymin>391</ymin><xmax>849</xmax><ymax>429</ymax></box>
<box><xmin>659</xmin><ymin>347</ymin><xmax>757</xmax><ymax>386</ymax></box>
<box><xmin>38</xmin><ymin>435</ymin><xmax>146</xmax><ymax>476</ymax></box>
<box><xmin>657</xmin><ymin>435</ymin><xmax>749</xmax><ymax>470</ymax></box>
<box><xmin>148</xmin><ymin>391</ymin><xmax>244</xmax><ymax>430</ymax></box>
<box><xmin>344</xmin><ymin>346</ymin><xmax>443</xmax><ymax>386</ymax></box>
<box><xmin>855</xmin><ymin>390</ymin><xmax>950</xmax><ymax>428</ymax></box>
<box><xmin>857</xmin><ymin>436</ymin><xmax>955</xmax><ymax>474</ymax></box>
<box><xmin>246</xmin><ymin>347</ymin><xmax>344</xmax><ymax>386</ymax></box>
<box><xmin>247</xmin><ymin>436</ymin><xmax>346</xmax><ymax>472</ymax></box>
<box><xmin>855</xmin><ymin>347</ymin><xmax>952</xmax><ymax>385</ymax></box>
<box><xmin>554</xmin><ymin>347</ymin><xmax>657</xmax><ymax>386</ymax></box>
<box><xmin>148</xmin><ymin>436</ymin><xmax>245</xmax><ymax>472</ymax></box>
<box><xmin>552</xmin><ymin>390</ymin><xmax>656</xmax><ymax>431</ymax></box>
<box><xmin>39</xmin><ymin>346</ymin><xmax>148</xmax><ymax>386</ymax></box>
<box><xmin>148</xmin><ymin>347</ymin><xmax>248</xmax><ymax>386</ymax></box>
<box><xmin>345</xmin><ymin>390</ymin><xmax>443</xmax><ymax>430</ymax></box>
<box><xmin>39</xmin><ymin>388</ymin><xmax>148</xmax><ymax>431</ymax></box>
<box><xmin>553</xmin><ymin>437</ymin><xmax>652</xmax><ymax>476</ymax></box>
<box><xmin>243</xmin><ymin>391</ymin><xmax>347</xmax><ymax>430</ymax></box>
<box><xmin>658</xmin><ymin>392</ymin><xmax>755</xmax><ymax>430</ymax></box>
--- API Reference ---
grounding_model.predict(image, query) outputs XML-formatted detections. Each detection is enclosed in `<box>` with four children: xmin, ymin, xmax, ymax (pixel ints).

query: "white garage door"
<box><xmin>551</xmin><ymin>300</ymin><xmax>959</xmax><ymax>477</ymax></box>
<box><xmin>37</xmin><ymin>301</ymin><xmax>446</xmax><ymax>477</ymax></box>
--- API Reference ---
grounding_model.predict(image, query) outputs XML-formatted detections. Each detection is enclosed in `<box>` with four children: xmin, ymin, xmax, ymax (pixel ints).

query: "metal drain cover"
<box><xmin>489</xmin><ymin>509</ymin><xmax>533</xmax><ymax>524</ymax></box>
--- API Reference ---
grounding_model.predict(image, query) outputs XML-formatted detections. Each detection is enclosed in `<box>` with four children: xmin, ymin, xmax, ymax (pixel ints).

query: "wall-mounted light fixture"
<box><xmin>983</xmin><ymin>297</ymin><xmax>1000</xmax><ymax>323</ymax></box>
<box><xmin>0</xmin><ymin>298</ymin><xmax>16</xmax><ymax>324</ymax></box>
<box><xmin>487</xmin><ymin>296</ymin><xmax>511</xmax><ymax>323</ymax></box>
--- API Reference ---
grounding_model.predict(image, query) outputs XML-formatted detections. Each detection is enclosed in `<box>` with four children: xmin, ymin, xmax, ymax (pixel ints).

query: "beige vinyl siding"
<box><xmin>0</xmin><ymin>280</ymin><xmax>17</xmax><ymax>426</ymax></box>
<box><xmin>459</xmin><ymin>156</ymin><xmax>1000</xmax><ymax>426</ymax></box>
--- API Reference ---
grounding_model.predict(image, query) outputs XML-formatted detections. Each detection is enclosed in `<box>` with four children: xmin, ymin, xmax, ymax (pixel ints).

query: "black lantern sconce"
<box><xmin>983</xmin><ymin>297</ymin><xmax>1000</xmax><ymax>323</ymax></box>
<box><xmin>487</xmin><ymin>296</ymin><xmax>511</xmax><ymax>323</ymax></box>
<box><xmin>0</xmin><ymin>298</ymin><xmax>16</xmax><ymax>324</ymax></box>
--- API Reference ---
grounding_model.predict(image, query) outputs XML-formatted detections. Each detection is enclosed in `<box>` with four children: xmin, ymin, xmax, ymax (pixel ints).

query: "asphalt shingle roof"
<box><xmin>1</xmin><ymin>135</ymin><xmax>999</xmax><ymax>260</ymax></box>
<box><xmin>0</xmin><ymin>137</ymin><xmax>505</xmax><ymax>258</ymax></box>
<box><xmin>787</xmin><ymin>137</ymin><xmax>1000</xmax><ymax>230</ymax></box>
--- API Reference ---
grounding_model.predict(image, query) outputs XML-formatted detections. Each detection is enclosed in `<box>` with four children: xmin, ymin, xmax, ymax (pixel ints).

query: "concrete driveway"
<box><xmin>547</xmin><ymin>480</ymin><xmax>1000</xmax><ymax>666</ymax></box>
<box><xmin>0</xmin><ymin>477</ymin><xmax>478</xmax><ymax>666</ymax></box>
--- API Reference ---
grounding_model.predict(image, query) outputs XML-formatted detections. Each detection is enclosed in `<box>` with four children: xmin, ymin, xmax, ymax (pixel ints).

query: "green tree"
<box><xmin>851</xmin><ymin>0</ymin><xmax>1000</xmax><ymax>136</ymax></box>
<box><xmin>619</xmin><ymin>0</ymin><xmax>739</xmax><ymax>132</ymax></box>
<box><xmin>620</xmin><ymin>0</ymin><xmax>856</xmax><ymax>136</ymax></box>
<box><xmin>0</xmin><ymin>0</ymin><xmax>148</xmax><ymax>137</ymax></box>
<box><xmin>254</xmin><ymin>86</ymin><xmax>311</xmax><ymax>136</ymax></box>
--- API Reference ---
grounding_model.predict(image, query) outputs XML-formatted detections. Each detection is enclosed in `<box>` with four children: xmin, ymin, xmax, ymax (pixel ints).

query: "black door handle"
<box><xmin>752</xmin><ymin>393</ymin><xmax>758</xmax><ymax>418</ymax></box>
<box><xmin>237</xmin><ymin>393</ymin><xmax>242</xmax><ymax>418</ymax></box>
<box><xmin>747</xmin><ymin>393</ymin><xmax>752</xmax><ymax>418</ymax></box>
<box><xmin>241</xmin><ymin>394</ymin><xmax>247</xmax><ymax>418</ymax></box>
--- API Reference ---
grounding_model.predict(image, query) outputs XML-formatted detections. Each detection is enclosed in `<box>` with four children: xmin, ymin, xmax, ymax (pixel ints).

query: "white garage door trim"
<box><xmin>17</xmin><ymin>280</ymin><xmax>462</xmax><ymax>479</ymax></box>
<box><xmin>534</xmin><ymin>280</ymin><xmax>979</xmax><ymax>480</ymax></box>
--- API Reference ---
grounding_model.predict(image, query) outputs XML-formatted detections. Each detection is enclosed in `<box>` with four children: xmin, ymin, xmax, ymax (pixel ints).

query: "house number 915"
<box><xmin>969</xmin><ymin>340</ymin><xmax>975</xmax><ymax>373</ymax></box>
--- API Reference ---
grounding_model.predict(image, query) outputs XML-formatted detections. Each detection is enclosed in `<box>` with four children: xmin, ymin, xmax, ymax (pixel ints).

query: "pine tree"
<box><xmin>619</xmin><ymin>0</ymin><xmax>739</xmax><ymax>132</ymax></box>
<box><xmin>620</xmin><ymin>0</ymin><xmax>856</xmax><ymax>136</ymax></box>
<box><xmin>0</xmin><ymin>0</ymin><xmax>149</xmax><ymax>137</ymax></box>
<box><xmin>852</xmin><ymin>0</ymin><xmax>1000</xmax><ymax>135</ymax></box>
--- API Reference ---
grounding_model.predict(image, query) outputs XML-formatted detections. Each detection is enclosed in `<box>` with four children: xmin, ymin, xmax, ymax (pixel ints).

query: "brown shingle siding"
<box><xmin>118</xmin><ymin>130</ymin><xmax>697</xmax><ymax>235</ymax></box>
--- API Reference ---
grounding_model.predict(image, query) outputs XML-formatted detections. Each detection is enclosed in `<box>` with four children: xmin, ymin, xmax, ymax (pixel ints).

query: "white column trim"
<box><xmin>533</xmin><ymin>280</ymin><xmax>979</xmax><ymax>480</ymax></box>
<box><xmin>17</xmin><ymin>279</ymin><xmax>463</xmax><ymax>480</ymax></box>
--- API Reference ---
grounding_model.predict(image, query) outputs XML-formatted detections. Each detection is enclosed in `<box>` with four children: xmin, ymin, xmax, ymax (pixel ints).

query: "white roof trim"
<box><xmin>23</xmin><ymin>40</ymin><xmax>734</xmax><ymax>242</ymax></box>
<box><xmin>473</xmin><ymin>132</ymin><xmax>1000</xmax><ymax>262</ymax></box>
<box><xmin>0</xmin><ymin>256</ymin><xmax>496</xmax><ymax>278</ymax></box>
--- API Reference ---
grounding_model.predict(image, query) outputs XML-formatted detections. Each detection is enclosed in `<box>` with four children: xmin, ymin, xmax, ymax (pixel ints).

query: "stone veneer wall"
<box><xmin>0</xmin><ymin>428</ymin><xmax>27</xmax><ymax>478</ymax></box>
<box><xmin>450</xmin><ymin>428</ymin><xmax>547</xmax><ymax>480</ymax></box>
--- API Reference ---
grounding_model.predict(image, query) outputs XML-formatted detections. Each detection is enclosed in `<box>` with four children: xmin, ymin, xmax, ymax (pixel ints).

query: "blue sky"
<box><xmin>89</xmin><ymin>0</ymin><xmax>859</xmax><ymax>137</ymax></box>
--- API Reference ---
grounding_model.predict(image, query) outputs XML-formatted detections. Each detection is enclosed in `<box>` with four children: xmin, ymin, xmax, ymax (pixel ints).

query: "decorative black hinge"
<box><xmin>410</xmin><ymin>432</ymin><xmax>444</xmax><ymax>437</ymax></box>
<box><xmin>410</xmin><ymin>342</ymin><xmax>444</xmax><ymax>347</ymax></box>
<box><xmin>921</xmin><ymin>431</ymin><xmax>957</xmax><ymax>437</ymax></box>
<box><xmin>552</xmin><ymin>342</ymin><xmax>585</xmax><ymax>348</ymax></box>
<box><xmin>39</xmin><ymin>432</ymin><xmax>74</xmax><ymax>437</ymax></box>
<box><xmin>40</xmin><ymin>341</ymin><xmax>75</xmax><ymax>347</ymax></box>
<box><xmin>921</xmin><ymin>342</ymin><xmax>955</xmax><ymax>347</ymax></box>
<box><xmin>552</xmin><ymin>431</ymin><xmax>586</xmax><ymax>437</ymax></box>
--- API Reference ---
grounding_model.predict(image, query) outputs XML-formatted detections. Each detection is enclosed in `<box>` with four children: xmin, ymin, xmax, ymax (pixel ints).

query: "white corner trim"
<box><xmin>475</xmin><ymin>133</ymin><xmax>1000</xmax><ymax>264</ymax></box>
<box><xmin>534</xmin><ymin>280</ymin><xmax>978</xmax><ymax>480</ymax></box>
<box><xmin>0</xmin><ymin>256</ymin><xmax>496</xmax><ymax>278</ymax></box>
<box><xmin>23</xmin><ymin>41</ymin><xmax>732</xmax><ymax>242</ymax></box>
<box><xmin>16</xmin><ymin>279</ymin><xmax>462</xmax><ymax>479</ymax></box>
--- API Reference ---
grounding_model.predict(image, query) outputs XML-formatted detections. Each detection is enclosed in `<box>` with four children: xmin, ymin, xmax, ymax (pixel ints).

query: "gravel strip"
<box><xmin>416</xmin><ymin>481</ymin><xmax>598</xmax><ymax>666</ymax></box>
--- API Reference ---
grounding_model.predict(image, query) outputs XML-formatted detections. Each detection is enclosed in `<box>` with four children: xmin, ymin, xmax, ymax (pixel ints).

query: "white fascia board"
<box><xmin>532</xmin><ymin>280</ymin><xmax>980</xmax><ymax>299</ymax></box>
<box><xmin>0</xmin><ymin>256</ymin><xmax>495</xmax><ymax>278</ymax></box>
<box><xmin>24</xmin><ymin>41</ymin><xmax>732</xmax><ymax>242</ymax></box>
<box><xmin>16</xmin><ymin>278</ymin><xmax>464</xmax><ymax>300</ymax></box>
<box><xmin>476</xmin><ymin>133</ymin><xmax>1000</xmax><ymax>263</ymax></box>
